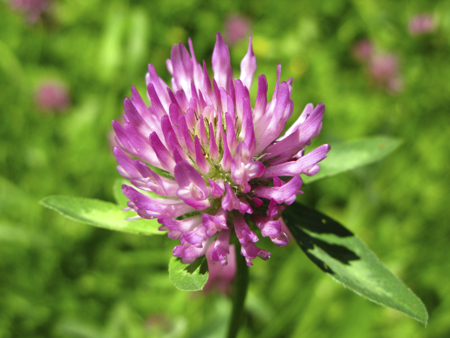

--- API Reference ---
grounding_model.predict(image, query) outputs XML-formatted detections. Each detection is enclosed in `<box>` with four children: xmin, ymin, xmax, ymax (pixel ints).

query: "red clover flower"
<box><xmin>113</xmin><ymin>33</ymin><xmax>330</xmax><ymax>267</ymax></box>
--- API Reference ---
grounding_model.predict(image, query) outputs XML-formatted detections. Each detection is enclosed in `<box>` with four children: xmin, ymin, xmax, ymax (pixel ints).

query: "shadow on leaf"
<box><xmin>283</xmin><ymin>202</ymin><xmax>428</xmax><ymax>325</ymax></box>
<box><xmin>185</xmin><ymin>256</ymin><xmax>209</xmax><ymax>275</ymax></box>
<box><xmin>290</xmin><ymin>227</ymin><xmax>360</xmax><ymax>274</ymax></box>
<box><xmin>284</xmin><ymin>204</ymin><xmax>360</xmax><ymax>274</ymax></box>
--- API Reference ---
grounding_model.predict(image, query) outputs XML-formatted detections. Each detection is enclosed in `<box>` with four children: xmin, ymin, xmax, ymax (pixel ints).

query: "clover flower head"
<box><xmin>113</xmin><ymin>33</ymin><xmax>330</xmax><ymax>266</ymax></box>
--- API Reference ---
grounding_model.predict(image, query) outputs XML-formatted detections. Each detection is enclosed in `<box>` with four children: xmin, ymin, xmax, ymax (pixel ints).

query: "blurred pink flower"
<box><xmin>10</xmin><ymin>0</ymin><xmax>50</xmax><ymax>23</ymax></box>
<box><xmin>369</xmin><ymin>54</ymin><xmax>403</xmax><ymax>93</ymax></box>
<box><xmin>224</xmin><ymin>14</ymin><xmax>252</xmax><ymax>45</ymax></box>
<box><xmin>408</xmin><ymin>14</ymin><xmax>435</xmax><ymax>36</ymax></box>
<box><xmin>144</xmin><ymin>315</ymin><xmax>173</xmax><ymax>335</ymax></box>
<box><xmin>369</xmin><ymin>54</ymin><xmax>397</xmax><ymax>82</ymax></box>
<box><xmin>204</xmin><ymin>244</ymin><xmax>236</xmax><ymax>294</ymax></box>
<box><xmin>350</xmin><ymin>40</ymin><xmax>403</xmax><ymax>94</ymax></box>
<box><xmin>352</xmin><ymin>39</ymin><xmax>373</xmax><ymax>63</ymax></box>
<box><xmin>35</xmin><ymin>81</ymin><xmax>70</xmax><ymax>113</ymax></box>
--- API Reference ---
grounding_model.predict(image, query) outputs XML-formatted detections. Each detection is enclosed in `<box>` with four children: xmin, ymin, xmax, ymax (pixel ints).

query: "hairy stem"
<box><xmin>227</xmin><ymin>246</ymin><xmax>249</xmax><ymax>338</ymax></box>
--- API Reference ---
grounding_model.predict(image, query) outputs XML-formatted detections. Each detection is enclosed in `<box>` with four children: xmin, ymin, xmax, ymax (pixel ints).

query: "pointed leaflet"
<box><xmin>303</xmin><ymin>136</ymin><xmax>401</xmax><ymax>184</ymax></box>
<box><xmin>283</xmin><ymin>203</ymin><xmax>428</xmax><ymax>325</ymax></box>
<box><xmin>40</xmin><ymin>195</ymin><xmax>161</xmax><ymax>236</ymax></box>
<box><xmin>168</xmin><ymin>256</ymin><xmax>209</xmax><ymax>291</ymax></box>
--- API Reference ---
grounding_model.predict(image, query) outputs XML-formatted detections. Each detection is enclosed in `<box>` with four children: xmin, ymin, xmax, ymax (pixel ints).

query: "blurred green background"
<box><xmin>1</xmin><ymin>0</ymin><xmax>449</xmax><ymax>337</ymax></box>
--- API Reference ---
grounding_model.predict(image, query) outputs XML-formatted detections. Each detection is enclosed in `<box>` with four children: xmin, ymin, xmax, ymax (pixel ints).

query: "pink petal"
<box><xmin>210</xmin><ymin>229</ymin><xmax>232</xmax><ymax>265</ymax></box>
<box><xmin>221</xmin><ymin>183</ymin><xmax>241</xmax><ymax>211</ymax></box>
<box><xmin>147</xmin><ymin>83</ymin><xmax>167</xmax><ymax>119</ymax></box>
<box><xmin>253</xmin><ymin>176</ymin><xmax>303</xmax><ymax>204</ymax></box>
<box><xmin>234</xmin><ymin>213</ymin><xmax>259</xmax><ymax>243</ymax></box>
<box><xmin>177</xmin><ymin>115</ymin><xmax>195</xmax><ymax>157</ymax></box>
<box><xmin>264</xmin><ymin>103</ymin><xmax>325</xmax><ymax>164</ymax></box>
<box><xmin>252</xmin><ymin>215</ymin><xmax>282</xmax><ymax>237</ymax></box>
<box><xmin>240</xmin><ymin>36</ymin><xmax>257</xmax><ymax>90</ymax></box>
<box><xmin>208</xmin><ymin>179</ymin><xmax>225</xmax><ymax>198</ymax></box>
<box><xmin>221</xmin><ymin>132</ymin><xmax>232</xmax><ymax>171</ymax></box>
<box><xmin>158</xmin><ymin>215</ymin><xmax>202</xmax><ymax>239</ymax></box>
<box><xmin>199</xmin><ymin>115</ymin><xmax>209</xmax><ymax>147</ymax></box>
<box><xmin>122</xmin><ymin>185</ymin><xmax>194</xmax><ymax>219</ymax></box>
<box><xmin>263</xmin><ymin>144</ymin><xmax>330</xmax><ymax>178</ymax></box>
<box><xmin>252</xmin><ymin>75</ymin><xmax>268</xmax><ymax>125</ymax></box>
<box><xmin>195</xmin><ymin>136</ymin><xmax>211</xmax><ymax>174</ymax></box>
<box><xmin>209</xmin><ymin>122</ymin><xmax>220</xmax><ymax>161</ymax></box>
<box><xmin>149</xmin><ymin>132</ymin><xmax>176</xmax><ymax>173</ymax></box>
<box><xmin>202</xmin><ymin>208</ymin><xmax>228</xmax><ymax>236</ymax></box>
<box><xmin>212</xmin><ymin>33</ymin><xmax>233</xmax><ymax>91</ymax></box>
<box><xmin>225</xmin><ymin>113</ymin><xmax>237</xmax><ymax>154</ymax></box>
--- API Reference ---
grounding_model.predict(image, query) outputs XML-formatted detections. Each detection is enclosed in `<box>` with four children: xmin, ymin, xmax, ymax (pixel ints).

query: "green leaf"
<box><xmin>168</xmin><ymin>256</ymin><xmax>209</xmax><ymax>291</ymax></box>
<box><xmin>303</xmin><ymin>136</ymin><xmax>402</xmax><ymax>184</ymax></box>
<box><xmin>113</xmin><ymin>179</ymin><xmax>131</xmax><ymax>207</ymax></box>
<box><xmin>41</xmin><ymin>196</ymin><xmax>161</xmax><ymax>236</ymax></box>
<box><xmin>283</xmin><ymin>203</ymin><xmax>428</xmax><ymax>325</ymax></box>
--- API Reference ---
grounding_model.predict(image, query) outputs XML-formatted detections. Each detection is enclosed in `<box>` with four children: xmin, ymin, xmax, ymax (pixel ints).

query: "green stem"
<box><xmin>227</xmin><ymin>246</ymin><xmax>249</xmax><ymax>338</ymax></box>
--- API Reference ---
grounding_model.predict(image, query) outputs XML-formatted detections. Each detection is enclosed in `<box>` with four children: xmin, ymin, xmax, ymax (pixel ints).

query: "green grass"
<box><xmin>1</xmin><ymin>0</ymin><xmax>449</xmax><ymax>337</ymax></box>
